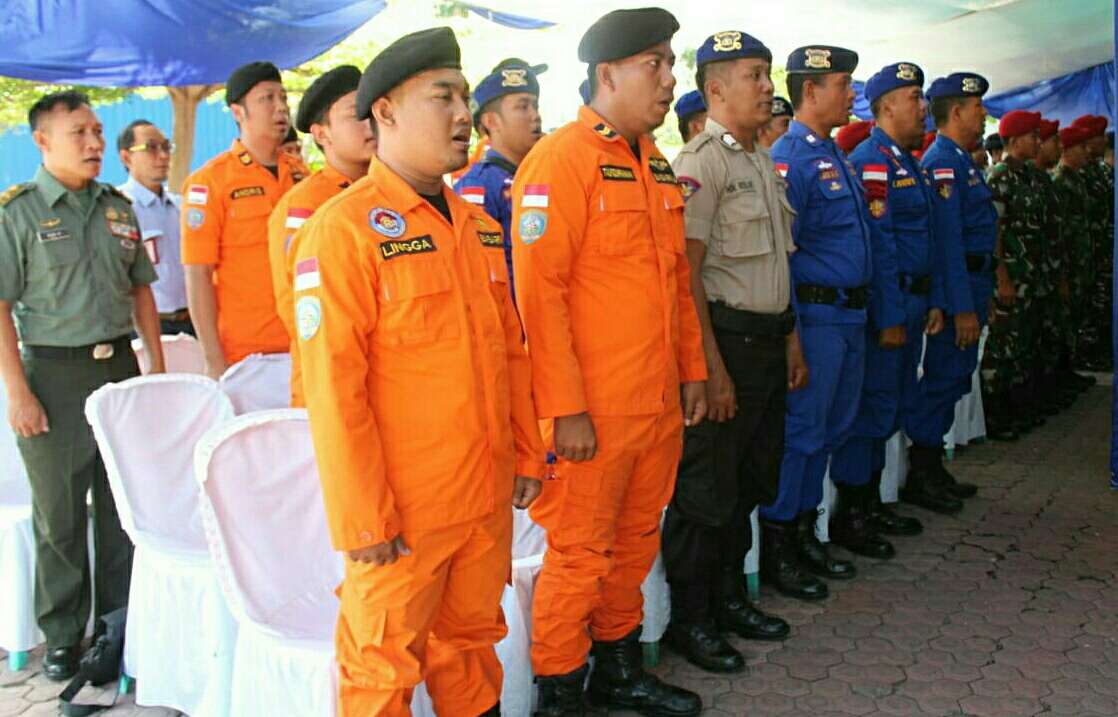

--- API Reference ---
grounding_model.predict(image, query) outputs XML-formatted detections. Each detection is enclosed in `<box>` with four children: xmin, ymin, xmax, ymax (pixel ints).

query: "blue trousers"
<box><xmin>762</xmin><ymin>307</ymin><xmax>866</xmax><ymax>521</ymax></box>
<box><xmin>906</xmin><ymin>287</ymin><xmax>990</xmax><ymax>448</ymax></box>
<box><xmin>832</xmin><ymin>292</ymin><xmax>928</xmax><ymax>486</ymax></box>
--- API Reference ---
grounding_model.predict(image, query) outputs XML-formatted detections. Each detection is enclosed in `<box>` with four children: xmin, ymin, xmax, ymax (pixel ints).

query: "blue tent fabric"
<box><xmin>0</xmin><ymin>0</ymin><xmax>386</xmax><ymax>87</ymax></box>
<box><xmin>985</xmin><ymin>62</ymin><xmax>1115</xmax><ymax>124</ymax></box>
<box><xmin>457</xmin><ymin>3</ymin><xmax>556</xmax><ymax>30</ymax></box>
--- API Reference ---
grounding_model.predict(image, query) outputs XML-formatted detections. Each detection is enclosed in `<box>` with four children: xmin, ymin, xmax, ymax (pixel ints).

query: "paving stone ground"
<box><xmin>2</xmin><ymin>383</ymin><xmax>1116</xmax><ymax>716</ymax></box>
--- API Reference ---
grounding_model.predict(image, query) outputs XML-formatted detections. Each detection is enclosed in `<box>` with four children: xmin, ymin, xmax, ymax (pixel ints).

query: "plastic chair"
<box><xmin>131</xmin><ymin>333</ymin><xmax>206</xmax><ymax>375</ymax></box>
<box><xmin>0</xmin><ymin>385</ymin><xmax>36</xmax><ymax>671</ymax></box>
<box><xmin>85</xmin><ymin>374</ymin><xmax>237</xmax><ymax>714</ymax></box>
<box><xmin>219</xmin><ymin>353</ymin><xmax>292</xmax><ymax>414</ymax></box>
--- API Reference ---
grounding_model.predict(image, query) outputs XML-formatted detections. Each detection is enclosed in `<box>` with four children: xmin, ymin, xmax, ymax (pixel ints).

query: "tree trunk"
<box><xmin>167</xmin><ymin>84</ymin><xmax>221</xmax><ymax>193</ymax></box>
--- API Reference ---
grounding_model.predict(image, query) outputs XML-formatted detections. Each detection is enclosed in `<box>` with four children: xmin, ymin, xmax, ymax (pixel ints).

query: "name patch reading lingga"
<box><xmin>380</xmin><ymin>235</ymin><xmax>436</xmax><ymax>260</ymax></box>
<box><xmin>600</xmin><ymin>165</ymin><xmax>636</xmax><ymax>181</ymax></box>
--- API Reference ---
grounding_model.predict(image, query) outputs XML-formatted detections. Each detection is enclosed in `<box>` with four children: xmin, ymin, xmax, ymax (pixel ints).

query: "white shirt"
<box><xmin>118</xmin><ymin>177</ymin><xmax>187</xmax><ymax>313</ymax></box>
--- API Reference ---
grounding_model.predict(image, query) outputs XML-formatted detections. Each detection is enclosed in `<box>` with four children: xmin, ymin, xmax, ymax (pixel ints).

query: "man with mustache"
<box><xmin>454</xmin><ymin>62</ymin><xmax>544</xmax><ymax>305</ymax></box>
<box><xmin>0</xmin><ymin>90</ymin><xmax>165</xmax><ymax>680</ymax></box>
<box><xmin>267</xmin><ymin>65</ymin><xmax>375</xmax><ymax>407</ymax></box>
<box><xmin>181</xmin><ymin>61</ymin><xmax>309</xmax><ymax>380</ymax></box>
<box><xmin>764</xmin><ymin>45</ymin><xmax>870</xmax><ymax>597</ymax></box>
<box><xmin>292</xmin><ymin>27</ymin><xmax>546</xmax><ymax>717</ymax></box>
<box><xmin>511</xmin><ymin>7</ymin><xmax>707</xmax><ymax>716</ymax></box>
<box><xmin>830</xmin><ymin>62</ymin><xmax>942</xmax><ymax>555</ymax></box>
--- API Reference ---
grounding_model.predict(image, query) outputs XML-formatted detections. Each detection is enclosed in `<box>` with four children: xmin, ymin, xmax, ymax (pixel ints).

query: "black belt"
<box><xmin>23</xmin><ymin>335</ymin><xmax>131</xmax><ymax>361</ymax></box>
<box><xmin>708</xmin><ymin>302</ymin><xmax>796</xmax><ymax>337</ymax></box>
<box><xmin>901</xmin><ymin>275</ymin><xmax>932</xmax><ymax>295</ymax></box>
<box><xmin>158</xmin><ymin>308</ymin><xmax>190</xmax><ymax>323</ymax></box>
<box><xmin>795</xmin><ymin>284</ymin><xmax>869</xmax><ymax>310</ymax></box>
<box><xmin>965</xmin><ymin>253</ymin><xmax>999</xmax><ymax>273</ymax></box>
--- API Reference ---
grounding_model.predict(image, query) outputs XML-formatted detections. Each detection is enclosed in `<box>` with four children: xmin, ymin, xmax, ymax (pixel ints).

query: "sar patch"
<box><xmin>600</xmin><ymin>165</ymin><xmax>636</xmax><ymax>182</ymax></box>
<box><xmin>518</xmin><ymin>210</ymin><xmax>547</xmax><ymax>245</ymax></box>
<box><xmin>369</xmin><ymin>208</ymin><xmax>407</xmax><ymax>238</ymax></box>
<box><xmin>478</xmin><ymin>231</ymin><xmax>503</xmax><ymax>248</ymax></box>
<box><xmin>231</xmin><ymin>186</ymin><xmax>265</xmax><ymax>200</ymax></box>
<box><xmin>186</xmin><ymin>208</ymin><xmax>205</xmax><ymax>230</ymax></box>
<box><xmin>379</xmin><ymin>234</ymin><xmax>436</xmax><ymax>260</ymax></box>
<box><xmin>296</xmin><ymin>296</ymin><xmax>321</xmax><ymax>340</ymax></box>
<box><xmin>677</xmin><ymin>176</ymin><xmax>701</xmax><ymax>202</ymax></box>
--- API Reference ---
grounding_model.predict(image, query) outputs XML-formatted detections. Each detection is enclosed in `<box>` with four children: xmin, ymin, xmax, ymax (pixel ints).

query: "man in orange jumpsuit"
<box><xmin>267</xmin><ymin>65</ymin><xmax>375</xmax><ymax>406</ymax></box>
<box><xmin>181</xmin><ymin>61</ymin><xmax>308</xmax><ymax>379</ymax></box>
<box><xmin>511</xmin><ymin>8</ymin><xmax>707</xmax><ymax>717</ymax></box>
<box><xmin>293</xmin><ymin>27</ymin><xmax>547</xmax><ymax>717</ymax></box>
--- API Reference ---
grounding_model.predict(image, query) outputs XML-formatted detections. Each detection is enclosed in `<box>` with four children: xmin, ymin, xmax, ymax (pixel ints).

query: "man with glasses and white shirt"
<box><xmin>117</xmin><ymin>120</ymin><xmax>192</xmax><ymax>335</ymax></box>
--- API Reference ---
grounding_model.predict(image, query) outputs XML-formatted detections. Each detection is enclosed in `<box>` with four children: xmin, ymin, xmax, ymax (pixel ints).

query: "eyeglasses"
<box><xmin>127</xmin><ymin>141</ymin><xmax>174</xmax><ymax>155</ymax></box>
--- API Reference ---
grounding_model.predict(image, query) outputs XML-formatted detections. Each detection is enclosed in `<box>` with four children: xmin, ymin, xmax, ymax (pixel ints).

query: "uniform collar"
<box><xmin>869</xmin><ymin>126</ymin><xmax>907</xmax><ymax>158</ymax></box>
<box><xmin>319</xmin><ymin>161</ymin><xmax>354</xmax><ymax>189</ymax></box>
<box><xmin>934</xmin><ymin>133</ymin><xmax>966</xmax><ymax>156</ymax></box>
<box><xmin>34</xmin><ymin>165</ymin><xmax>103</xmax><ymax>207</ymax></box>
<box><xmin>787</xmin><ymin>119</ymin><xmax>831</xmax><ymax>148</ymax></box>
<box><xmin>482</xmin><ymin>148</ymin><xmax>517</xmax><ymax>173</ymax></box>
<box><xmin>366</xmin><ymin>155</ymin><xmax>431</xmax><ymax>215</ymax></box>
<box><xmin>120</xmin><ymin>176</ymin><xmax>169</xmax><ymax>207</ymax></box>
<box><xmin>578</xmin><ymin>105</ymin><xmax>660</xmax><ymax>160</ymax></box>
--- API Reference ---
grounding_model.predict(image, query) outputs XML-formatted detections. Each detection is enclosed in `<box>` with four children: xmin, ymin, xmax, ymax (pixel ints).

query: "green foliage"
<box><xmin>0</xmin><ymin>78</ymin><xmax>136</xmax><ymax>131</ymax></box>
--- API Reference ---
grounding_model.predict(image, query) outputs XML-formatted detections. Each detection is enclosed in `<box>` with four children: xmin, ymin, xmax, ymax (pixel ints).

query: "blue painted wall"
<box><xmin>0</xmin><ymin>94</ymin><xmax>238</xmax><ymax>190</ymax></box>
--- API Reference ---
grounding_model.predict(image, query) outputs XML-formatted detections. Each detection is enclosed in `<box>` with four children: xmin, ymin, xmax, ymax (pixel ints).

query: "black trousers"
<box><xmin>663</xmin><ymin>329</ymin><xmax>787</xmax><ymax>613</ymax></box>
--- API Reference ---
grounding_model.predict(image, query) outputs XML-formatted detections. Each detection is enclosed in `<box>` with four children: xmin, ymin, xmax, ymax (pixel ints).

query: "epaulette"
<box><xmin>0</xmin><ymin>182</ymin><xmax>34</xmax><ymax>207</ymax></box>
<box><xmin>679</xmin><ymin>132</ymin><xmax>714</xmax><ymax>155</ymax></box>
<box><xmin>103</xmin><ymin>184</ymin><xmax>133</xmax><ymax>204</ymax></box>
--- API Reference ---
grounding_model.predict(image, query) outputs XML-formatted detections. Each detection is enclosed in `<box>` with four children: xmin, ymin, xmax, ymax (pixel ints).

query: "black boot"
<box><xmin>935</xmin><ymin>448</ymin><xmax>977</xmax><ymax>499</ymax></box>
<box><xmin>585</xmin><ymin>627</ymin><xmax>702</xmax><ymax>717</ymax></box>
<box><xmin>865</xmin><ymin>471</ymin><xmax>922</xmax><ymax>536</ymax></box>
<box><xmin>534</xmin><ymin>665</ymin><xmax>587</xmax><ymax>717</ymax></box>
<box><xmin>663</xmin><ymin>584</ymin><xmax>744</xmax><ymax>673</ymax></box>
<box><xmin>900</xmin><ymin>444</ymin><xmax>963</xmax><ymax>514</ymax></box>
<box><xmin>717</xmin><ymin>568</ymin><xmax>789</xmax><ymax>641</ymax></box>
<box><xmin>830</xmin><ymin>484</ymin><xmax>896</xmax><ymax>559</ymax></box>
<box><xmin>477</xmin><ymin>702</ymin><xmax>501</xmax><ymax>717</ymax></box>
<box><xmin>983</xmin><ymin>391</ymin><xmax>1023</xmax><ymax>441</ymax></box>
<box><xmin>759</xmin><ymin>518</ymin><xmax>829</xmax><ymax>601</ymax></box>
<box><xmin>796</xmin><ymin>510</ymin><xmax>856</xmax><ymax>579</ymax></box>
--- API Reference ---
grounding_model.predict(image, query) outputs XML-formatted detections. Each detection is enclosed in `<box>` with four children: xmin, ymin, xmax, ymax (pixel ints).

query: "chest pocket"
<box><xmin>714</xmin><ymin>182</ymin><xmax>774</xmax><ymax>259</ymax></box>
<box><xmin>226</xmin><ymin>194</ymin><xmax>273</xmax><ymax>246</ymax></box>
<box><xmin>37</xmin><ymin>232</ymin><xmax>82</xmax><ymax>269</ymax></box>
<box><xmin>377</xmin><ymin>254</ymin><xmax>461</xmax><ymax>346</ymax></box>
<box><xmin>593</xmin><ymin>181</ymin><xmax>648</xmax><ymax>256</ymax></box>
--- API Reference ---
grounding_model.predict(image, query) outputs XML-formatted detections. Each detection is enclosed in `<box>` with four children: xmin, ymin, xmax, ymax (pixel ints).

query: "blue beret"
<box><xmin>674</xmin><ymin>90</ymin><xmax>705</xmax><ymax>121</ymax></box>
<box><xmin>578</xmin><ymin>80</ymin><xmax>590</xmax><ymax>104</ymax></box>
<box><xmin>474</xmin><ymin>65</ymin><xmax>539</xmax><ymax>116</ymax></box>
<box><xmin>863</xmin><ymin>62</ymin><xmax>924</xmax><ymax>105</ymax></box>
<box><xmin>696</xmin><ymin>31</ymin><xmax>771</xmax><ymax>68</ymax></box>
<box><xmin>925</xmin><ymin>72</ymin><xmax>989</xmax><ymax>101</ymax></box>
<box><xmin>295</xmin><ymin>65</ymin><xmax>361</xmax><ymax>133</ymax></box>
<box><xmin>786</xmin><ymin>45</ymin><xmax>858</xmax><ymax>74</ymax></box>
<box><xmin>226</xmin><ymin>61</ymin><xmax>282</xmax><ymax>105</ymax></box>
<box><xmin>578</xmin><ymin>8</ymin><xmax>679</xmax><ymax>66</ymax></box>
<box><xmin>356</xmin><ymin>27</ymin><xmax>461</xmax><ymax>121</ymax></box>
<box><xmin>772</xmin><ymin>97</ymin><xmax>793</xmax><ymax>117</ymax></box>
<box><xmin>492</xmin><ymin>57</ymin><xmax>548</xmax><ymax>76</ymax></box>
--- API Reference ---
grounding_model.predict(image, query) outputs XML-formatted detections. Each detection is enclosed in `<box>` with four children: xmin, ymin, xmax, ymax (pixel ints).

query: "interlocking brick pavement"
<box><xmin>2</xmin><ymin>384</ymin><xmax>1115</xmax><ymax>716</ymax></box>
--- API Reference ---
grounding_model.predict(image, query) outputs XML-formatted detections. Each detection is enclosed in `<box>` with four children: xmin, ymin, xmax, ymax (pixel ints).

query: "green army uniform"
<box><xmin>1053</xmin><ymin>163</ymin><xmax>1094</xmax><ymax>358</ymax></box>
<box><xmin>1028</xmin><ymin>162</ymin><xmax>1068</xmax><ymax>380</ymax></box>
<box><xmin>0</xmin><ymin>166</ymin><xmax>156</xmax><ymax>648</ymax></box>
<box><xmin>1077</xmin><ymin>161</ymin><xmax>1112</xmax><ymax>369</ymax></box>
<box><xmin>984</xmin><ymin>159</ymin><xmax>1043</xmax><ymax>402</ymax></box>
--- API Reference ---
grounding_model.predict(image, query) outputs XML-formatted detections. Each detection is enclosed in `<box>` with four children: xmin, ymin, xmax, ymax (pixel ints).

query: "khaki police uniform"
<box><xmin>0</xmin><ymin>166</ymin><xmax>156</xmax><ymax>647</ymax></box>
<box><xmin>663</xmin><ymin>117</ymin><xmax>797</xmax><ymax>619</ymax></box>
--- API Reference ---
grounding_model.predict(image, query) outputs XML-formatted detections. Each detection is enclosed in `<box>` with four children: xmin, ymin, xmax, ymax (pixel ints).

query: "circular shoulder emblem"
<box><xmin>368</xmin><ymin>208</ymin><xmax>407</xmax><ymax>238</ymax></box>
<box><xmin>296</xmin><ymin>296</ymin><xmax>322</xmax><ymax>341</ymax></box>
<box><xmin>518</xmin><ymin>210</ymin><xmax>547</xmax><ymax>245</ymax></box>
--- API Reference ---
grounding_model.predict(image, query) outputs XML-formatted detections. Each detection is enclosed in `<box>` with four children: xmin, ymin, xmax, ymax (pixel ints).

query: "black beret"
<box><xmin>284</xmin><ymin>125</ymin><xmax>298</xmax><ymax>143</ymax></box>
<box><xmin>772</xmin><ymin>96</ymin><xmax>793</xmax><ymax>117</ymax></box>
<box><xmin>356</xmin><ymin>27</ymin><xmax>461</xmax><ymax>121</ymax></box>
<box><xmin>578</xmin><ymin>8</ymin><xmax>679</xmax><ymax>67</ymax></box>
<box><xmin>493</xmin><ymin>57</ymin><xmax>549</xmax><ymax>76</ymax></box>
<box><xmin>295</xmin><ymin>65</ymin><xmax>362</xmax><ymax>133</ymax></box>
<box><xmin>984</xmin><ymin>132</ymin><xmax>1003</xmax><ymax>151</ymax></box>
<box><xmin>786</xmin><ymin>45</ymin><xmax>858</xmax><ymax>75</ymax></box>
<box><xmin>226</xmin><ymin>61</ymin><xmax>282</xmax><ymax>105</ymax></box>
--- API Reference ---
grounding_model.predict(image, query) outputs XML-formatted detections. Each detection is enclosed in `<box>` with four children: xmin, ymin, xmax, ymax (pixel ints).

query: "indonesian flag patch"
<box><xmin>521</xmin><ymin>184</ymin><xmax>549</xmax><ymax>208</ymax></box>
<box><xmin>294</xmin><ymin>256</ymin><xmax>320</xmax><ymax>291</ymax></box>
<box><xmin>460</xmin><ymin>186</ymin><xmax>485</xmax><ymax>205</ymax></box>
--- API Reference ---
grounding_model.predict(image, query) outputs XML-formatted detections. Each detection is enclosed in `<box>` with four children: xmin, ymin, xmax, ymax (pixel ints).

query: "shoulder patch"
<box><xmin>862</xmin><ymin>164</ymin><xmax>888</xmax><ymax>183</ymax></box>
<box><xmin>0</xmin><ymin>183</ymin><xmax>33</xmax><ymax>207</ymax></box>
<box><xmin>460</xmin><ymin>186</ymin><xmax>485</xmax><ymax>205</ymax></box>
<box><xmin>677</xmin><ymin>176</ymin><xmax>701</xmax><ymax>202</ymax></box>
<box><xmin>593</xmin><ymin>122</ymin><xmax>618</xmax><ymax>139</ymax></box>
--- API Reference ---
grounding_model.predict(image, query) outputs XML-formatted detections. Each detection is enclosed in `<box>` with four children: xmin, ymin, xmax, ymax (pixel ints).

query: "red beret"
<box><xmin>1038</xmin><ymin>119</ymin><xmax>1059</xmax><ymax>141</ymax></box>
<box><xmin>998</xmin><ymin>110</ymin><xmax>1041</xmax><ymax>139</ymax></box>
<box><xmin>1059</xmin><ymin>125</ymin><xmax>1091</xmax><ymax>149</ymax></box>
<box><xmin>1071</xmin><ymin>114</ymin><xmax>1108</xmax><ymax>139</ymax></box>
<box><xmin>835</xmin><ymin>119</ymin><xmax>873</xmax><ymax>154</ymax></box>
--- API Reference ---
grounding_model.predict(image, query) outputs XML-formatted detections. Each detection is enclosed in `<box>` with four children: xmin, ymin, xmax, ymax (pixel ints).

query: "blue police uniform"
<box><xmin>454</xmin><ymin>149</ymin><xmax>517</xmax><ymax>298</ymax></box>
<box><xmin>765</xmin><ymin>118</ymin><xmax>872</xmax><ymax>521</ymax></box>
<box><xmin>905</xmin><ymin>131</ymin><xmax>996</xmax><ymax>447</ymax></box>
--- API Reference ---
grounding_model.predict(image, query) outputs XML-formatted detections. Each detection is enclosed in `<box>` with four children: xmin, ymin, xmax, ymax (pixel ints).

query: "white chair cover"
<box><xmin>131</xmin><ymin>333</ymin><xmax>206</xmax><ymax>375</ymax></box>
<box><xmin>947</xmin><ymin>327</ymin><xmax>989</xmax><ymax>449</ymax></box>
<box><xmin>219</xmin><ymin>353</ymin><xmax>292</xmax><ymax>414</ymax></box>
<box><xmin>816</xmin><ymin>466</ymin><xmax>838</xmax><ymax>543</ymax></box>
<box><xmin>744</xmin><ymin>506</ymin><xmax>760</xmax><ymax>576</ymax></box>
<box><xmin>195</xmin><ymin>410</ymin><xmax>436</xmax><ymax>716</ymax></box>
<box><xmin>0</xmin><ymin>383</ymin><xmax>40</xmax><ymax>658</ymax></box>
<box><xmin>881</xmin><ymin>431</ymin><xmax>909</xmax><ymax>502</ymax></box>
<box><xmin>85</xmin><ymin>374</ymin><xmax>236</xmax><ymax>715</ymax></box>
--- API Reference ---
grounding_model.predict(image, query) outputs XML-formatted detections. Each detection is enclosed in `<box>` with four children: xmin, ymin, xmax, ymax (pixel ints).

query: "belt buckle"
<box><xmin>92</xmin><ymin>343</ymin><xmax>114</xmax><ymax>360</ymax></box>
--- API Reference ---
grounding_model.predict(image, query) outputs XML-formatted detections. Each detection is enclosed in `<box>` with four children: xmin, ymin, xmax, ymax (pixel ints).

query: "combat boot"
<box><xmin>830</xmin><ymin>484</ymin><xmax>896</xmax><ymax>559</ymax></box>
<box><xmin>586</xmin><ymin>627</ymin><xmax>702</xmax><ymax>717</ymax></box>
<box><xmin>534</xmin><ymin>665</ymin><xmax>588</xmax><ymax>717</ymax></box>
<box><xmin>795</xmin><ymin>510</ymin><xmax>856</xmax><ymax>580</ymax></box>
<box><xmin>864</xmin><ymin>471</ymin><xmax>922</xmax><ymax>536</ymax></box>
<box><xmin>717</xmin><ymin>568</ymin><xmax>789</xmax><ymax>641</ymax></box>
<box><xmin>900</xmin><ymin>444</ymin><xmax>963</xmax><ymax>514</ymax></box>
<box><xmin>759</xmin><ymin>518</ymin><xmax>828</xmax><ymax>601</ymax></box>
<box><xmin>663</xmin><ymin>584</ymin><xmax>744</xmax><ymax>673</ymax></box>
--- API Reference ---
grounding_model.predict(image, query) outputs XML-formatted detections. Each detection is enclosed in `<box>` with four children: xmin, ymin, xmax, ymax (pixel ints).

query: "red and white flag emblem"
<box><xmin>460</xmin><ymin>186</ymin><xmax>485</xmax><ymax>205</ymax></box>
<box><xmin>294</xmin><ymin>257</ymin><xmax>320</xmax><ymax>291</ymax></box>
<box><xmin>521</xmin><ymin>184</ymin><xmax>549</xmax><ymax>208</ymax></box>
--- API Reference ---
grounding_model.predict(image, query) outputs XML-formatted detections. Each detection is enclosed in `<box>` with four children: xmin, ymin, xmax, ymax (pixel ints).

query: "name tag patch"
<box><xmin>725</xmin><ymin>178</ymin><xmax>755</xmax><ymax>194</ymax></box>
<box><xmin>648</xmin><ymin>157</ymin><xmax>676</xmax><ymax>184</ymax></box>
<box><xmin>600</xmin><ymin>165</ymin><xmax>636</xmax><ymax>182</ymax></box>
<box><xmin>380</xmin><ymin>235</ymin><xmax>436</xmax><ymax>260</ymax></box>
<box><xmin>892</xmin><ymin>177</ymin><xmax>917</xmax><ymax>188</ymax></box>
<box><xmin>478</xmin><ymin>231</ymin><xmax>503</xmax><ymax>248</ymax></box>
<box><xmin>231</xmin><ymin>186</ymin><xmax>265</xmax><ymax>200</ymax></box>
<box><xmin>37</xmin><ymin>228</ymin><xmax>69</xmax><ymax>243</ymax></box>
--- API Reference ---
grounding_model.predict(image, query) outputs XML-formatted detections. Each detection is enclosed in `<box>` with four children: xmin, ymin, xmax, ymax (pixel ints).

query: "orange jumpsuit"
<box><xmin>294</xmin><ymin>156</ymin><xmax>547</xmax><ymax>717</ymax></box>
<box><xmin>181</xmin><ymin>139</ymin><xmax>308</xmax><ymax>364</ymax></box>
<box><xmin>511</xmin><ymin>105</ymin><xmax>707</xmax><ymax>676</ymax></box>
<box><xmin>266</xmin><ymin>162</ymin><xmax>353</xmax><ymax>407</ymax></box>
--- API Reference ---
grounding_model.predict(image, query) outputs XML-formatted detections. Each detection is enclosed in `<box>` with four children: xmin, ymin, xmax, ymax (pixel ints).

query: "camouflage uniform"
<box><xmin>984</xmin><ymin>158</ymin><xmax>1044</xmax><ymax>395</ymax></box>
<box><xmin>1029</xmin><ymin>162</ymin><xmax>1067</xmax><ymax>375</ymax></box>
<box><xmin>1053</xmin><ymin>163</ymin><xmax>1094</xmax><ymax>356</ymax></box>
<box><xmin>1077</xmin><ymin>161</ymin><xmax>1113</xmax><ymax>367</ymax></box>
